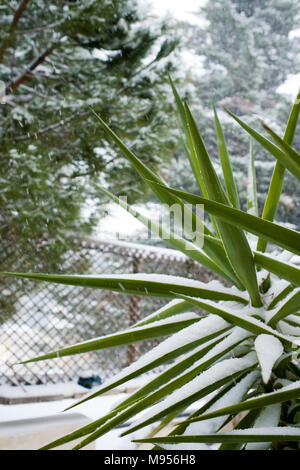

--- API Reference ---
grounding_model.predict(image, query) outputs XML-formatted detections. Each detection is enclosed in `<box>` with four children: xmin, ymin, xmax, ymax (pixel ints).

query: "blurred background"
<box><xmin>0</xmin><ymin>0</ymin><xmax>299</xmax><ymax>385</ymax></box>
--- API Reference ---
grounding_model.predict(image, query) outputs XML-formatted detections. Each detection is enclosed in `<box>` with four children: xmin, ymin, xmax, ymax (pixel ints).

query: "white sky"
<box><xmin>150</xmin><ymin>0</ymin><xmax>206</xmax><ymax>25</ymax></box>
<box><xmin>150</xmin><ymin>0</ymin><xmax>299</xmax><ymax>97</ymax></box>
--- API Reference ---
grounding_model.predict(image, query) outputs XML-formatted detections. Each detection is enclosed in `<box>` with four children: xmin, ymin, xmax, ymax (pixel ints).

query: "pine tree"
<box><xmin>0</xmin><ymin>0</ymin><xmax>180</xmax><ymax>268</ymax></box>
<box><xmin>171</xmin><ymin>0</ymin><xmax>300</xmax><ymax>227</ymax></box>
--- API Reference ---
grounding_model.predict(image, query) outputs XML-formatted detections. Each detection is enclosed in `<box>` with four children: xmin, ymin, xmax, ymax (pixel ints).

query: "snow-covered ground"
<box><xmin>2</xmin><ymin>0</ymin><xmax>299</xmax><ymax>451</ymax></box>
<box><xmin>150</xmin><ymin>0</ymin><xmax>299</xmax><ymax>96</ymax></box>
<box><xmin>86</xmin><ymin>1</ymin><xmax>300</xmax><ymax>242</ymax></box>
<box><xmin>95</xmin><ymin>201</ymin><xmax>169</xmax><ymax>242</ymax></box>
<box><xmin>0</xmin><ymin>375</ymin><xmax>213</xmax><ymax>450</ymax></box>
<box><xmin>0</xmin><ymin>389</ymin><xmax>143</xmax><ymax>449</ymax></box>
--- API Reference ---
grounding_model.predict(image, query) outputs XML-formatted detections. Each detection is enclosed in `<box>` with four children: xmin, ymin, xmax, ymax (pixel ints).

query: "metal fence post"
<box><xmin>126</xmin><ymin>256</ymin><xmax>142</xmax><ymax>366</ymax></box>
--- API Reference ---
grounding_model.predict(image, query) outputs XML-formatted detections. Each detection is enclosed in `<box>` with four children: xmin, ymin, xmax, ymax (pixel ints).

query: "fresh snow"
<box><xmin>277</xmin><ymin>321</ymin><xmax>300</xmax><ymax>337</ymax></box>
<box><xmin>261</xmin><ymin>253</ymin><xmax>300</xmax><ymax>275</ymax></box>
<box><xmin>151</xmin><ymin>0</ymin><xmax>207</xmax><ymax>26</ymax></box>
<box><xmin>142</xmin><ymin>327</ymin><xmax>250</xmax><ymax>405</ymax></box>
<box><xmin>276</xmin><ymin>250</ymin><xmax>296</xmax><ymax>263</ymax></box>
<box><xmin>284</xmin><ymin>314</ymin><xmax>300</xmax><ymax>326</ymax></box>
<box><xmin>160</xmin><ymin>371</ymin><xmax>260</xmax><ymax>450</ymax></box>
<box><xmin>243</xmin><ymin>381</ymin><xmax>300</xmax><ymax>403</ymax></box>
<box><xmin>65</xmin><ymin>272</ymin><xmax>233</xmax><ymax>291</ymax></box>
<box><xmin>134</xmin><ymin>299</ymin><xmax>187</xmax><ymax>326</ymax></box>
<box><xmin>0</xmin><ymin>391</ymin><xmax>130</xmax><ymax>424</ymax></box>
<box><xmin>263</xmin><ymin>277</ymin><xmax>292</xmax><ymax>307</ymax></box>
<box><xmin>210</xmin><ymin>426</ymin><xmax>300</xmax><ymax>437</ymax></box>
<box><xmin>184</xmin><ymin>296</ymin><xmax>297</xmax><ymax>346</ymax></box>
<box><xmin>290</xmin><ymin>255</ymin><xmax>300</xmax><ymax>265</ymax></box>
<box><xmin>0</xmin><ymin>390</ymin><xmax>161</xmax><ymax>450</ymax></box>
<box><xmin>83</xmin><ymin>235</ymin><xmax>188</xmax><ymax>261</ymax></box>
<box><xmin>184</xmin><ymin>370</ymin><xmax>259</xmax><ymax>436</ymax></box>
<box><xmin>189</xmin><ymin>327</ymin><xmax>250</xmax><ymax>367</ymax></box>
<box><xmin>52</xmin><ymin>311</ymin><xmax>201</xmax><ymax>351</ymax></box>
<box><xmin>0</xmin><ymin>382</ymin><xmax>86</xmax><ymax>401</ymax></box>
<box><xmin>266</xmin><ymin>288</ymin><xmax>300</xmax><ymax>325</ymax></box>
<box><xmin>254</xmin><ymin>335</ymin><xmax>284</xmax><ymax>384</ymax></box>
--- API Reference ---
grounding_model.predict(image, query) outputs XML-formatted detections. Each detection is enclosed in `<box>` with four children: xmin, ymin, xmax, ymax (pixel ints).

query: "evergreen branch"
<box><xmin>0</xmin><ymin>0</ymin><xmax>31</xmax><ymax>63</ymax></box>
<box><xmin>5</xmin><ymin>43</ymin><xmax>57</xmax><ymax>95</ymax></box>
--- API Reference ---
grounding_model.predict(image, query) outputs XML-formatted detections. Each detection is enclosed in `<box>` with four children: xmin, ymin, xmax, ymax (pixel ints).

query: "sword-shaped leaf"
<box><xmin>169</xmin><ymin>379</ymin><xmax>245</xmax><ymax>437</ymax></box>
<box><xmin>168</xmin><ymin>75</ymin><xmax>206</xmax><ymax>196</ymax></box>
<box><xmin>253</xmin><ymin>252</ymin><xmax>300</xmax><ymax>287</ymax></box>
<box><xmin>148</xmin><ymin>182</ymin><xmax>300</xmax><ymax>256</ymax></box>
<box><xmin>119</xmin><ymin>328</ymin><xmax>244</xmax><ymax>416</ymax></box>
<box><xmin>134</xmin><ymin>427</ymin><xmax>300</xmax><ymax>445</ymax></box>
<box><xmin>40</xmin><ymin>319</ymin><xmax>231</xmax><ymax>449</ymax></box>
<box><xmin>89</xmin><ymin>106</ymin><xmax>211</xmax><ymax>240</ymax></box>
<box><xmin>109</xmin><ymin>331</ymin><xmax>232</xmax><ymax>413</ymax></box>
<box><xmin>169</xmin><ymin>76</ymin><xmax>221</xmax><ymax>236</ymax></box>
<box><xmin>185</xmin><ymin>382</ymin><xmax>300</xmax><ymax>423</ymax></box>
<box><xmin>244</xmin><ymin>404</ymin><xmax>281</xmax><ymax>450</ymax></box>
<box><xmin>257</xmin><ymin>88</ymin><xmax>299</xmax><ymax>252</ymax></box>
<box><xmin>183</xmin><ymin>102</ymin><xmax>261</xmax><ymax>306</ymax></box>
<box><xmin>267</xmin><ymin>283</ymin><xmax>294</xmax><ymax>310</ymax></box>
<box><xmin>133</xmin><ymin>299</ymin><xmax>191</xmax><ymax>327</ymax></box>
<box><xmin>224</xmin><ymin>107</ymin><xmax>294</xmax><ymax>174</ymax></box>
<box><xmin>20</xmin><ymin>313</ymin><xmax>201</xmax><ymax>363</ymax></box>
<box><xmin>182</xmin><ymin>371</ymin><xmax>259</xmax><ymax>437</ymax></box>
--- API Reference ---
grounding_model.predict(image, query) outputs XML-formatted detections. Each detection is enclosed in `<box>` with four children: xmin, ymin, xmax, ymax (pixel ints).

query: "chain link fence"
<box><xmin>0</xmin><ymin>236</ymin><xmax>216</xmax><ymax>387</ymax></box>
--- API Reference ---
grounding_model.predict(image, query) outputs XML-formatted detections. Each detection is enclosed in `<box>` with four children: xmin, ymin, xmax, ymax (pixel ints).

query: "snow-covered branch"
<box><xmin>5</xmin><ymin>44</ymin><xmax>56</xmax><ymax>95</ymax></box>
<box><xmin>0</xmin><ymin>0</ymin><xmax>31</xmax><ymax>63</ymax></box>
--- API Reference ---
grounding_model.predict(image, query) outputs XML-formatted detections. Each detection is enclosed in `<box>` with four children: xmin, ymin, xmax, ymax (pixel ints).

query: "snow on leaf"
<box><xmin>254</xmin><ymin>335</ymin><xmax>284</xmax><ymax>384</ymax></box>
<box><xmin>184</xmin><ymin>370</ymin><xmax>259</xmax><ymax>436</ymax></box>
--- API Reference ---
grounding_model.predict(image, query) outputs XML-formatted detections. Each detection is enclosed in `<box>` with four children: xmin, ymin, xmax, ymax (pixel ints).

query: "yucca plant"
<box><xmin>2</xmin><ymin>79</ymin><xmax>300</xmax><ymax>450</ymax></box>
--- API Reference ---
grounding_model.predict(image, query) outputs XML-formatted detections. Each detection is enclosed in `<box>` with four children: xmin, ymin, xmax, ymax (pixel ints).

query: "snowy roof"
<box><xmin>77</xmin><ymin>235</ymin><xmax>189</xmax><ymax>263</ymax></box>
